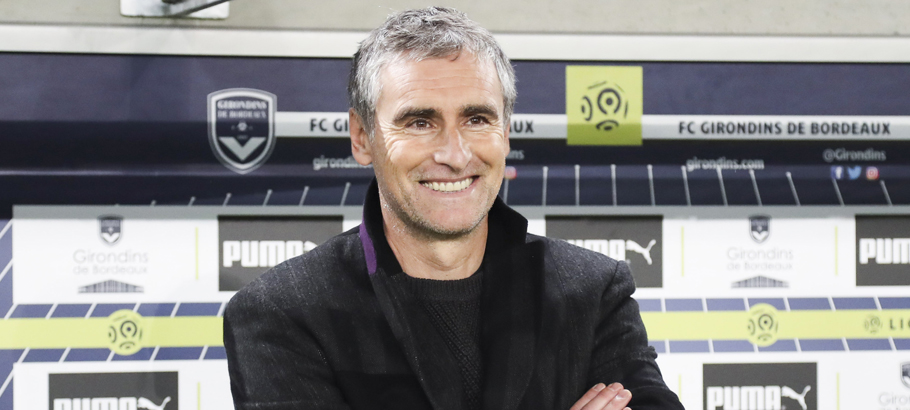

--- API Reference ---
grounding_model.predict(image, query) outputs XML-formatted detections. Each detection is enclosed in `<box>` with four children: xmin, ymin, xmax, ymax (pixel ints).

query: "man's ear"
<box><xmin>350</xmin><ymin>108</ymin><xmax>373</xmax><ymax>166</ymax></box>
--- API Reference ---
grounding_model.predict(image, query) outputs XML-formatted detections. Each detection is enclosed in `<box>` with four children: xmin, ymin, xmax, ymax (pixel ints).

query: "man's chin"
<box><xmin>409</xmin><ymin>213</ymin><xmax>487</xmax><ymax>239</ymax></box>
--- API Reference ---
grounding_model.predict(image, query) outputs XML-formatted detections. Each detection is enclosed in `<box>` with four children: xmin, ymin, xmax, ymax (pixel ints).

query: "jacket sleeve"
<box><xmin>223</xmin><ymin>284</ymin><xmax>353</xmax><ymax>410</ymax></box>
<box><xmin>588</xmin><ymin>261</ymin><xmax>685</xmax><ymax>410</ymax></box>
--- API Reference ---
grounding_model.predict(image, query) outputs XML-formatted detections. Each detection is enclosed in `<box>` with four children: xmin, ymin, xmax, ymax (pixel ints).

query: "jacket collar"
<box><xmin>358</xmin><ymin>178</ymin><xmax>541</xmax><ymax>410</ymax></box>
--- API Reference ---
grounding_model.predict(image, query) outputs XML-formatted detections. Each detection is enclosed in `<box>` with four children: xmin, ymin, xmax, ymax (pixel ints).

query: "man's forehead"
<box><xmin>377</xmin><ymin>52</ymin><xmax>502</xmax><ymax>110</ymax></box>
<box><xmin>383</xmin><ymin>51</ymin><xmax>497</xmax><ymax>84</ymax></box>
<box><xmin>388</xmin><ymin>49</ymin><xmax>490</xmax><ymax>70</ymax></box>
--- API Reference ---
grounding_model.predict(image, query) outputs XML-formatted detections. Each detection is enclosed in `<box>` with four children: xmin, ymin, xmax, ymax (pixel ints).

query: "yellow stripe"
<box><xmin>677</xmin><ymin>374</ymin><xmax>682</xmax><ymax>400</ymax></box>
<box><xmin>0</xmin><ymin>316</ymin><xmax>223</xmax><ymax>349</ymax></box>
<box><xmin>641</xmin><ymin>309</ymin><xmax>908</xmax><ymax>340</ymax></box>
<box><xmin>836</xmin><ymin>372</ymin><xmax>841</xmax><ymax>410</ymax></box>
<box><xmin>0</xmin><ymin>308</ymin><xmax>902</xmax><ymax>350</ymax></box>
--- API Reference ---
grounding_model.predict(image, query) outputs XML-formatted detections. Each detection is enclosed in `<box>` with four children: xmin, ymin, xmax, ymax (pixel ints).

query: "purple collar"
<box><xmin>358</xmin><ymin>222</ymin><xmax>378</xmax><ymax>276</ymax></box>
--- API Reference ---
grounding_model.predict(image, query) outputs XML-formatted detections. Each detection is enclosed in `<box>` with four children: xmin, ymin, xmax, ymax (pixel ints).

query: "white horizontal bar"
<box><xmin>276</xmin><ymin>113</ymin><xmax>566</xmax><ymax>139</ymax></box>
<box><xmin>0</xmin><ymin>24</ymin><xmax>364</xmax><ymax>57</ymax></box>
<box><xmin>646</xmin><ymin>115</ymin><xmax>910</xmax><ymax>140</ymax></box>
<box><xmin>2</xmin><ymin>24</ymin><xmax>910</xmax><ymax>62</ymax></box>
<box><xmin>276</xmin><ymin>112</ymin><xmax>910</xmax><ymax>141</ymax></box>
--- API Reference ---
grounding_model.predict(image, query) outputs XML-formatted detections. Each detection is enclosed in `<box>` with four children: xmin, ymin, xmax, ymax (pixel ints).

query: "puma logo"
<box><xmin>781</xmin><ymin>385</ymin><xmax>810</xmax><ymax>410</ymax></box>
<box><xmin>565</xmin><ymin>238</ymin><xmax>658</xmax><ymax>266</ymax></box>
<box><xmin>54</xmin><ymin>396</ymin><xmax>171</xmax><ymax>410</ymax></box>
<box><xmin>138</xmin><ymin>396</ymin><xmax>171</xmax><ymax>410</ymax></box>
<box><xmin>625</xmin><ymin>239</ymin><xmax>656</xmax><ymax>265</ymax></box>
<box><xmin>706</xmin><ymin>385</ymin><xmax>811</xmax><ymax>410</ymax></box>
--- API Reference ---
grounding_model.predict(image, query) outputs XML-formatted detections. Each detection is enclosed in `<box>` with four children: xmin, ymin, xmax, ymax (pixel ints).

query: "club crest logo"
<box><xmin>902</xmin><ymin>362</ymin><xmax>910</xmax><ymax>389</ymax></box>
<box><xmin>208</xmin><ymin>88</ymin><xmax>277</xmax><ymax>174</ymax></box>
<box><xmin>749</xmin><ymin>215</ymin><xmax>771</xmax><ymax>243</ymax></box>
<box><xmin>99</xmin><ymin>215</ymin><xmax>123</xmax><ymax>245</ymax></box>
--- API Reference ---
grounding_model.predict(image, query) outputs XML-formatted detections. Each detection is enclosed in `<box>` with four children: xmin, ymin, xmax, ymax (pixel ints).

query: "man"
<box><xmin>224</xmin><ymin>7</ymin><xmax>684</xmax><ymax>410</ymax></box>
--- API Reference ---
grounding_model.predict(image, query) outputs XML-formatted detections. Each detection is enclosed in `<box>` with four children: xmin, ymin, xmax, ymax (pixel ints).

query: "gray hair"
<box><xmin>348</xmin><ymin>7</ymin><xmax>516</xmax><ymax>136</ymax></box>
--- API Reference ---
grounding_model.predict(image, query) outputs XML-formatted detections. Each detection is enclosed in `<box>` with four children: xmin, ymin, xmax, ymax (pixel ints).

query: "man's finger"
<box><xmin>603</xmin><ymin>390</ymin><xmax>632</xmax><ymax>410</ymax></box>
<box><xmin>569</xmin><ymin>383</ymin><xmax>608</xmax><ymax>410</ymax></box>
<box><xmin>581</xmin><ymin>384</ymin><xmax>631</xmax><ymax>410</ymax></box>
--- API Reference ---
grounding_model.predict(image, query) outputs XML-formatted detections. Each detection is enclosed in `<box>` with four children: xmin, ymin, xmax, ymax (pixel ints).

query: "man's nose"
<box><xmin>433</xmin><ymin>126</ymin><xmax>472</xmax><ymax>171</ymax></box>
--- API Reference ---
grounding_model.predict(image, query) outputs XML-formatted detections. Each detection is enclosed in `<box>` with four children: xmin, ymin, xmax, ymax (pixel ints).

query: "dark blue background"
<box><xmin>2</xmin><ymin>52</ymin><xmax>908</xmax><ymax>215</ymax></box>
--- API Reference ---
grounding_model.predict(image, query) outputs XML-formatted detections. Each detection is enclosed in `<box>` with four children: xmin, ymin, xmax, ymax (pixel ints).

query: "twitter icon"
<box><xmin>847</xmin><ymin>166</ymin><xmax>862</xmax><ymax>180</ymax></box>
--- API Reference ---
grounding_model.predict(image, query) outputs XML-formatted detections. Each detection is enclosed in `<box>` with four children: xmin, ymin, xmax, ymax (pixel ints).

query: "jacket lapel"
<box><xmin>479</xmin><ymin>239</ymin><xmax>543</xmax><ymax>410</ymax></box>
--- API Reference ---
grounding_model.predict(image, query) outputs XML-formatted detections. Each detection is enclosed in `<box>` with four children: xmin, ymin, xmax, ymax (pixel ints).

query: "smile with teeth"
<box><xmin>421</xmin><ymin>177</ymin><xmax>474</xmax><ymax>193</ymax></box>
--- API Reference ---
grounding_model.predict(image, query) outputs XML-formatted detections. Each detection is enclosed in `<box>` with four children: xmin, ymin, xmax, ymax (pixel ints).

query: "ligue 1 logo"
<box><xmin>208</xmin><ymin>88</ymin><xmax>277</xmax><ymax>174</ymax></box>
<box><xmin>864</xmin><ymin>314</ymin><xmax>883</xmax><ymax>334</ymax></box>
<box><xmin>747</xmin><ymin>303</ymin><xmax>779</xmax><ymax>347</ymax></box>
<box><xmin>580</xmin><ymin>80</ymin><xmax>629</xmax><ymax>133</ymax></box>
<box><xmin>107</xmin><ymin>309</ymin><xmax>144</xmax><ymax>356</ymax></box>
<box><xmin>99</xmin><ymin>215</ymin><xmax>122</xmax><ymax>245</ymax></box>
<box><xmin>749</xmin><ymin>215</ymin><xmax>770</xmax><ymax>243</ymax></box>
<box><xmin>565</xmin><ymin>66</ymin><xmax>642</xmax><ymax>146</ymax></box>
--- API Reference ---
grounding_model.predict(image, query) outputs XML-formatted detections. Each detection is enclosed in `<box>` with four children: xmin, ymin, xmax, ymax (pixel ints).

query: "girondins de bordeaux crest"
<box><xmin>99</xmin><ymin>215</ymin><xmax>123</xmax><ymax>245</ymax></box>
<box><xmin>902</xmin><ymin>362</ymin><xmax>910</xmax><ymax>389</ymax></box>
<box><xmin>749</xmin><ymin>215</ymin><xmax>771</xmax><ymax>243</ymax></box>
<box><xmin>208</xmin><ymin>88</ymin><xmax>277</xmax><ymax>174</ymax></box>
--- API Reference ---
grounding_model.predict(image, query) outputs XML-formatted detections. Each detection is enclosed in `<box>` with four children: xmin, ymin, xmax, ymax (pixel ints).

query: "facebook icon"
<box><xmin>830</xmin><ymin>166</ymin><xmax>844</xmax><ymax>180</ymax></box>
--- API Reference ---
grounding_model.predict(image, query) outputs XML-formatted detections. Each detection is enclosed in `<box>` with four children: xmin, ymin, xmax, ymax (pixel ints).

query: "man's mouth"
<box><xmin>420</xmin><ymin>177</ymin><xmax>475</xmax><ymax>193</ymax></box>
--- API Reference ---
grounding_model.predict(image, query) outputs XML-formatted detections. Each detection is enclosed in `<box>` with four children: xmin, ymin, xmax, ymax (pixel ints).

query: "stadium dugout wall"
<box><xmin>1</xmin><ymin>25</ymin><xmax>910</xmax><ymax>410</ymax></box>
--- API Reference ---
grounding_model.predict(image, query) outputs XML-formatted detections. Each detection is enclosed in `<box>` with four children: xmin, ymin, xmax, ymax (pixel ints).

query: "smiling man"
<box><xmin>224</xmin><ymin>7</ymin><xmax>684</xmax><ymax>410</ymax></box>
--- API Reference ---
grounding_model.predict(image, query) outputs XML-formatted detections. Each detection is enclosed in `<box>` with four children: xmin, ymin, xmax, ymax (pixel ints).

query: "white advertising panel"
<box><xmin>656</xmin><ymin>352</ymin><xmax>881</xmax><ymax>410</ymax></box>
<box><xmin>663</xmin><ymin>216</ymin><xmax>856</xmax><ymax>295</ymax></box>
<box><xmin>13</xmin><ymin>208</ymin><xmax>220</xmax><ymax>304</ymax></box>
<box><xmin>839</xmin><ymin>355</ymin><xmax>910</xmax><ymax>410</ymax></box>
<box><xmin>14</xmin><ymin>360</ymin><xmax>232</xmax><ymax>410</ymax></box>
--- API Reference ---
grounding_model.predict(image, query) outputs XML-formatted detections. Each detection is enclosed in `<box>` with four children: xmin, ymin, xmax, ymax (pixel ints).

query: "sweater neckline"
<box><xmin>394</xmin><ymin>269</ymin><xmax>484</xmax><ymax>301</ymax></box>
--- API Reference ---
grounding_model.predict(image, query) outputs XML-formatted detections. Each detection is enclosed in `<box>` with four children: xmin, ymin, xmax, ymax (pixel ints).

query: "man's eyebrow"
<box><xmin>461</xmin><ymin>104</ymin><xmax>499</xmax><ymax>120</ymax></box>
<box><xmin>393</xmin><ymin>107</ymin><xmax>440</xmax><ymax>124</ymax></box>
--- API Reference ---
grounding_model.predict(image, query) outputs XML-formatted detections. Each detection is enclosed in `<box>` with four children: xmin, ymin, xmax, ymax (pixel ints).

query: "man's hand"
<box><xmin>570</xmin><ymin>382</ymin><xmax>632</xmax><ymax>410</ymax></box>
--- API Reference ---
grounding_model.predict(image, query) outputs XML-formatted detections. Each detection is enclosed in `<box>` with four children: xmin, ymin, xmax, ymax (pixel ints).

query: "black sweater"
<box><xmin>397</xmin><ymin>270</ymin><xmax>484</xmax><ymax>410</ymax></box>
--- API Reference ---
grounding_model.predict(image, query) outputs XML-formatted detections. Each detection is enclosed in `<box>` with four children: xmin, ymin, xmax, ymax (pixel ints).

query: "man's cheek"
<box><xmin>382</xmin><ymin>141</ymin><xmax>413</xmax><ymax>170</ymax></box>
<box><xmin>473</xmin><ymin>139</ymin><xmax>508</xmax><ymax>163</ymax></box>
<box><xmin>390</xmin><ymin>143</ymin><xmax>434</xmax><ymax>167</ymax></box>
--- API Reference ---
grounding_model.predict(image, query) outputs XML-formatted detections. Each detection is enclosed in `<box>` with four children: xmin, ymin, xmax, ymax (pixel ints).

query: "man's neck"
<box><xmin>381</xmin><ymin>208</ymin><xmax>488</xmax><ymax>281</ymax></box>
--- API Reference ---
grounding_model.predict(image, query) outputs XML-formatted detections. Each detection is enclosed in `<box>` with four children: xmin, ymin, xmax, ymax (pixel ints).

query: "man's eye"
<box><xmin>411</xmin><ymin>119</ymin><xmax>431</xmax><ymax>129</ymax></box>
<box><xmin>468</xmin><ymin>116</ymin><xmax>489</xmax><ymax>125</ymax></box>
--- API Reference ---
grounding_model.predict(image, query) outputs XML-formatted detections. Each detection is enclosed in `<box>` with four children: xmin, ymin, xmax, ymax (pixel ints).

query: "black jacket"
<box><xmin>224</xmin><ymin>182</ymin><xmax>684</xmax><ymax>410</ymax></box>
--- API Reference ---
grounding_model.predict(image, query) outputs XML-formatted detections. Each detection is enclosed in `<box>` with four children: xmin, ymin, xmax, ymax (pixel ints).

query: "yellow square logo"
<box><xmin>566</xmin><ymin>66</ymin><xmax>643</xmax><ymax>145</ymax></box>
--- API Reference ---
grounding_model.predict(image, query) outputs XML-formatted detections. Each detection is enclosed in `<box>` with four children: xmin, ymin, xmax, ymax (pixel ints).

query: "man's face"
<box><xmin>362</xmin><ymin>52</ymin><xmax>509</xmax><ymax>237</ymax></box>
